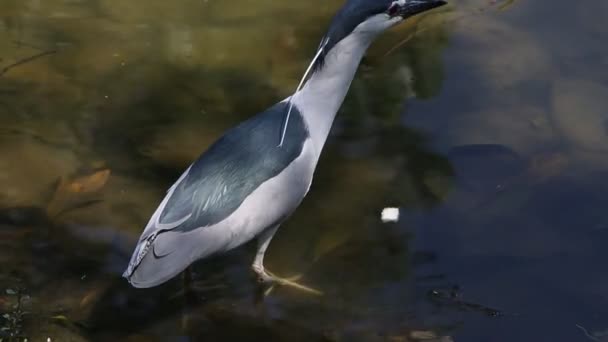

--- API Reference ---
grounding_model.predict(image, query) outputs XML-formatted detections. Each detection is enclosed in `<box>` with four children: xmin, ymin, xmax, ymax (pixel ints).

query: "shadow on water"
<box><xmin>0</xmin><ymin>9</ymin><xmax>457</xmax><ymax>339</ymax></box>
<box><xmin>81</xmin><ymin>40</ymin><xmax>456</xmax><ymax>339</ymax></box>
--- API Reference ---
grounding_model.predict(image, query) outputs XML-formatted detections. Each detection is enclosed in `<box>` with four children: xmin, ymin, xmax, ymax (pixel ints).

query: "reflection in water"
<box><xmin>1</xmin><ymin>0</ymin><xmax>608</xmax><ymax>341</ymax></box>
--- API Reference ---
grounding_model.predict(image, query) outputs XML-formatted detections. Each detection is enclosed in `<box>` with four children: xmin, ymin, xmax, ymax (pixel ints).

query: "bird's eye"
<box><xmin>387</xmin><ymin>3</ymin><xmax>399</xmax><ymax>16</ymax></box>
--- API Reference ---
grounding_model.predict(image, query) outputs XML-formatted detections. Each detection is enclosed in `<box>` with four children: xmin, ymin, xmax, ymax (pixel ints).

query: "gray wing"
<box><xmin>157</xmin><ymin>100</ymin><xmax>309</xmax><ymax>232</ymax></box>
<box><xmin>123</xmin><ymin>101</ymin><xmax>309</xmax><ymax>279</ymax></box>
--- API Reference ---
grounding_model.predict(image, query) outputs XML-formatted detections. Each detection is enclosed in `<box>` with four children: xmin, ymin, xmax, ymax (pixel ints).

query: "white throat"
<box><xmin>290</xmin><ymin>13</ymin><xmax>400</xmax><ymax>158</ymax></box>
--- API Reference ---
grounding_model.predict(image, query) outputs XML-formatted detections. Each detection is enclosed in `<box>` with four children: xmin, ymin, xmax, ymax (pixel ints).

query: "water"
<box><xmin>1</xmin><ymin>0</ymin><xmax>607</xmax><ymax>340</ymax></box>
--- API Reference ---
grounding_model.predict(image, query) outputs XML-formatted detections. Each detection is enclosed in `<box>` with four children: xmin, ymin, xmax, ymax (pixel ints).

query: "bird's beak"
<box><xmin>397</xmin><ymin>0</ymin><xmax>447</xmax><ymax>18</ymax></box>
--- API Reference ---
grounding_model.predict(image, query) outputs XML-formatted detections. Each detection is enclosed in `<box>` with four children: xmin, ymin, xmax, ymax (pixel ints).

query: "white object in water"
<box><xmin>381</xmin><ymin>207</ymin><xmax>400</xmax><ymax>223</ymax></box>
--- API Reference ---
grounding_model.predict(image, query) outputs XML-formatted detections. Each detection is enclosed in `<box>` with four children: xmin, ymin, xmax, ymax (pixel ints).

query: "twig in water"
<box><xmin>0</xmin><ymin>50</ymin><xmax>57</xmax><ymax>77</ymax></box>
<box><xmin>383</xmin><ymin>12</ymin><xmax>460</xmax><ymax>58</ymax></box>
<box><xmin>499</xmin><ymin>0</ymin><xmax>518</xmax><ymax>11</ymax></box>
<box><xmin>576</xmin><ymin>324</ymin><xmax>603</xmax><ymax>342</ymax></box>
<box><xmin>12</xmin><ymin>40</ymin><xmax>46</xmax><ymax>51</ymax></box>
<box><xmin>382</xmin><ymin>0</ymin><xmax>513</xmax><ymax>58</ymax></box>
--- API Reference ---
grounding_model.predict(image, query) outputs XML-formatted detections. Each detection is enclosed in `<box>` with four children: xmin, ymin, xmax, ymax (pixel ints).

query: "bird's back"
<box><xmin>160</xmin><ymin>101</ymin><xmax>310</xmax><ymax>231</ymax></box>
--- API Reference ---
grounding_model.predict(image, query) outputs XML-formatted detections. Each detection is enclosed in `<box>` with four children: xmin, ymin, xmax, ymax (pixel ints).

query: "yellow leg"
<box><xmin>252</xmin><ymin>225</ymin><xmax>322</xmax><ymax>296</ymax></box>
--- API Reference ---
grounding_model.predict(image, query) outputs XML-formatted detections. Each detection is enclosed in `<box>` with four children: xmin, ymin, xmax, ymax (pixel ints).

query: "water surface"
<box><xmin>1</xmin><ymin>0</ymin><xmax>607</xmax><ymax>341</ymax></box>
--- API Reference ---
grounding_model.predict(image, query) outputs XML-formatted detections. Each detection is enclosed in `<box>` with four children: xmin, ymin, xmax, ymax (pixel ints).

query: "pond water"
<box><xmin>1</xmin><ymin>0</ymin><xmax>607</xmax><ymax>341</ymax></box>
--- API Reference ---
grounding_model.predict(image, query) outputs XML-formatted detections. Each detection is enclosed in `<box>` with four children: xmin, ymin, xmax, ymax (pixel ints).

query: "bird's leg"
<box><xmin>181</xmin><ymin>266</ymin><xmax>194</xmax><ymax>334</ymax></box>
<box><xmin>183</xmin><ymin>266</ymin><xmax>193</xmax><ymax>287</ymax></box>
<box><xmin>251</xmin><ymin>225</ymin><xmax>278</xmax><ymax>283</ymax></box>
<box><xmin>181</xmin><ymin>266</ymin><xmax>195</xmax><ymax>296</ymax></box>
<box><xmin>251</xmin><ymin>225</ymin><xmax>322</xmax><ymax>296</ymax></box>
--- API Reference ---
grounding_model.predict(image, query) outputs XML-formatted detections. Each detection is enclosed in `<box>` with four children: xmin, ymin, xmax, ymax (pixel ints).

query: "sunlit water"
<box><xmin>1</xmin><ymin>0</ymin><xmax>607</xmax><ymax>341</ymax></box>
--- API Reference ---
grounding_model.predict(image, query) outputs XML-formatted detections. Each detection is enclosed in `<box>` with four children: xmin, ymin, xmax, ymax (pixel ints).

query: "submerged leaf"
<box><xmin>63</xmin><ymin>169</ymin><xmax>111</xmax><ymax>194</ymax></box>
<box><xmin>410</xmin><ymin>330</ymin><xmax>438</xmax><ymax>339</ymax></box>
<box><xmin>50</xmin><ymin>315</ymin><xmax>69</xmax><ymax>321</ymax></box>
<box><xmin>46</xmin><ymin>169</ymin><xmax>111</xmax><ymax>217</ymax></box>
<box><xmin>79</xmin><ymin>288</ymin><xmax>103</xmax><ymax>309</ymax></box>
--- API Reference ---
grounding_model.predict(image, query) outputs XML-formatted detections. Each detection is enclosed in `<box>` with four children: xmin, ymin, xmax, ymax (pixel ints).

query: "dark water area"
<box><xmin>1</xmin><ymin>0</ymin><xmax>607</xmax><ymax>341</ymax></box>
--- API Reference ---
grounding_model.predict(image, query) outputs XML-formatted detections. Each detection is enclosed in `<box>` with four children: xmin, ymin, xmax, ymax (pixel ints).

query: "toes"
<box><xmin>253</xmin><ymin>269</ymin><xmax>323</xmax><ymax>296</ymax></box>
<box><xmin>285</xmin><ymin>274</ymin><xmax>303</xmax><ymax>282</ymax></box>
<box><xmin>263</xmin><ymin>284</ymin><xmax>276</xmax><ymax>297</ymax></box>
<box><xmin>277</xmin><ymin>279</ymin><xmax>323</xmax><ymax>295</ymax></box>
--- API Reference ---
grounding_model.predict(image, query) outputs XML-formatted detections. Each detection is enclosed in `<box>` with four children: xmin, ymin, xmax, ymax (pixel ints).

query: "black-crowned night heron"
<box><xmin>123</xmin><ymin>0</ymin><xmax>447</xmax><ymax>293</ymax></box>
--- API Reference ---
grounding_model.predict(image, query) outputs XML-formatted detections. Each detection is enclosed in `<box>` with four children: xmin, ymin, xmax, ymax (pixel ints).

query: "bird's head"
<box><xmin>323</xmin><ymin>0</ymin><xmax>447</xmax><ymax>49</ymax></box>
<box><xmin>283</xmin><ymin>0</ymin><xmax>447</xmax><ymax>118</ymax></box>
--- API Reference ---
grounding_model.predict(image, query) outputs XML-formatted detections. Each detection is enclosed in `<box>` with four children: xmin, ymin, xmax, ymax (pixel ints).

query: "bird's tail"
<box><xmin>123</xmin><ymin>227</ymin><xmax>228</xmax><ymax>288</ymax></box>
<box><xmin>122</xmin><ymin>232</ymin><xmax>155</xmax><ymax>280</ymax></box>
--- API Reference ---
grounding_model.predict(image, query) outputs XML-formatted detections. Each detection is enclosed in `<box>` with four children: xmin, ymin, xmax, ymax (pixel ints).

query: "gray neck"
<box><xmin>291</xmin><ymin>31</ymin><xmax>374</xmax><ymax>156</ymax></box>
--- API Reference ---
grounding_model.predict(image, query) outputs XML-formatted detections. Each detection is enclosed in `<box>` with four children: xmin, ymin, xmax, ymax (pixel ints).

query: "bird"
<box><xmin>123</xmin><ymin>0</ymin><xmax>447</xmax><ymax>293</ymax></box>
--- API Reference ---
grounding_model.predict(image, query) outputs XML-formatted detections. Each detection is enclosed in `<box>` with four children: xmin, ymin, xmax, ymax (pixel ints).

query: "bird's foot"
<box><xmin>252</xmin><ymin>266</ymin><xmax>322</xmax><ymax>296</ymax></box>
